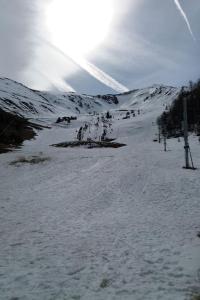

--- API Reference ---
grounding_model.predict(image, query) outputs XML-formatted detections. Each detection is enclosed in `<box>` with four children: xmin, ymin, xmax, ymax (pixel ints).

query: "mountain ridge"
<box><xmin>0</xmin><ymin>77</ymin><xmax>179</xmax><ymax>119</ymax></box>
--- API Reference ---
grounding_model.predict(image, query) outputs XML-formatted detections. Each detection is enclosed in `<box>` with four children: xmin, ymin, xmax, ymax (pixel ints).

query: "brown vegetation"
<box><xmin>0</xmin><ymin>109</ymin><xmax>45</xmax><ymax>153</ymax></box>
<box><xmin>10</xmin><ymin>155</ymin><xmax>51</xmax><ymax>166</ymax></box>
<box><xmin>51</xmin><ymin>140</ymin><xmax>126</xmax><ymax>149</ymax></box>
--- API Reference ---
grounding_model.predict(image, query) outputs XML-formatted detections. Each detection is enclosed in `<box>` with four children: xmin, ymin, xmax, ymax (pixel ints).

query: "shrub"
<box><xmin>10</xmin><ymin>155</ymin><xmax>50</xmax><ymax>166</ymax></box>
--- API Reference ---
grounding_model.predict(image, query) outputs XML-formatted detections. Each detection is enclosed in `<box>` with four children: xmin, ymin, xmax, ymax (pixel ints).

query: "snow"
<box><xmin>0</xmin><ymin>81</ymin><xmax>200</xmax><ymax>300</ymax></box>
<box><xmin>0</xmin><ymin>78</ymin><xmax>115</xmax><ymax>118</ymax></box>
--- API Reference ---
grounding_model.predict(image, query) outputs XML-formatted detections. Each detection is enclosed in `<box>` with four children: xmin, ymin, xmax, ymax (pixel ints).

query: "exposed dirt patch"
<box><xmin>51</xmin><ymin>140</ymin><xmax>126</xmax><ymax>149</ymax></box>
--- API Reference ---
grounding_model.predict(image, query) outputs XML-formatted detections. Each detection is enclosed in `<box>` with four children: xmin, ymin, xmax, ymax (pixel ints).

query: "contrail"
<box><xmin>174</xmin><ymin>0</ymin><xmax>196</xmax><ymax>41</ymax></box>
<box><xmin>38</xmin><ymin>37</ymin><xmax>129</xmax><ymax>93</ymax></box>
<box><xmin>75</xmin><ymin>57</ymin><xmax>129</xmax><ymax>93</ymax></box>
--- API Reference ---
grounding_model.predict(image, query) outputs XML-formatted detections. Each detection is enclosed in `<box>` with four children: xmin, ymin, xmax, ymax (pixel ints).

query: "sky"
<box><xmin>0</xmin><ymin>0</ymin><xmax>200</xmax><ymax>94</ymax></box>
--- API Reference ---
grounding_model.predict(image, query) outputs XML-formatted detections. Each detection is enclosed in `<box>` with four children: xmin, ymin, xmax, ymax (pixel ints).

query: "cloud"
<box><xmin>0</xmin><ymin>0</ymin><xmax>199</xmax><ymax>93</ymax></box>
<box><xmin>21</xmin><ymin>37</ymin><xmax>78</xmax><ymax>91</ymax></box>
<box><xmin>91</xmin><ymin>0</ymin><xmax>200</xmax><ymax>89</ymax></box>
<box><xmin>0</xmin><ymin>0</ymin><xmax>37</xmax><ymax>79</ymax></box>
<box><xmin>27</xmin><ymin>37</ymin><xmax>129</xmax><ymax>93</ymax></box>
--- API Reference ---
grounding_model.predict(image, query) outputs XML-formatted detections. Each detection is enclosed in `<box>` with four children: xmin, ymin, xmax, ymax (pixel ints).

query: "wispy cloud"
<box><xmin>174</xmin><ymin>0</ymin><xmax>196</xmax><ymax>41</ymax></box>
<box><xmin>1</xmin><ymin>0</ymin><xmax>198</xmax><ymax>93</ymax></box>
<box><xmin>39</xmin><ymin>38</ymin><xmax>129</xmax><ymax>93</ymax></box>
<box><xmin>0</xmin><ymin>1</ymin><xmax>36</xmax><ymax>79</ymax></box>
<box><xmin>34</xmin><ymin>69</ymin><xmax>76</xmax><ymax>92</ymax></box>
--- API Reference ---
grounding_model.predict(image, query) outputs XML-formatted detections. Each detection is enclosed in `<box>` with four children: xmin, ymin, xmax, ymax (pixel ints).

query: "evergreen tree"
<box><xmin>157</xmin><ymin>79</ymin><xmax>200</xmax><ymax>137</ymax></box>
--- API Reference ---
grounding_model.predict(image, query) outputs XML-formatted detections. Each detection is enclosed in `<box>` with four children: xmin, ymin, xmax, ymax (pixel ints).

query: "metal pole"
<box><xmin>163</xmin><ymin>125</ymin><xmax>167</xmax><ymax>151</ymax></box>
<box><xmin>164</xmin><ymin>135</ymin><xmax>167</xmax><ymax>151</ymax></box>
<box><xmin>183</xmin><ymin>97</ymin><xmax>190</xmax><ymax>168</ymax></box>
<box><xmin>158</xmin><ymin>125</ymin><xmax>161</xmax><ymax>143</ymax></box>
<box><xmin>189</xmin><ymin>147</ymin><xmax>195</xmax><ymax>169</ymax></box>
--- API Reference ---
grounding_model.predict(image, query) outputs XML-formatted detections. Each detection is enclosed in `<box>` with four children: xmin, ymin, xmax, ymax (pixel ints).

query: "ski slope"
<box><xmin>0</xmin><ymin>80</ymin><xmax>200</xmax><ymax>300</ymax></box>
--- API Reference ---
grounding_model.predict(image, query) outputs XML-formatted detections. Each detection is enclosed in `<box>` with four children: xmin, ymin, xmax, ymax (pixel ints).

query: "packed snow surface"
<box><xmin>0</xmin><ymin>80</ymin><xmax>200</xmax><ymax>300</ymax></box>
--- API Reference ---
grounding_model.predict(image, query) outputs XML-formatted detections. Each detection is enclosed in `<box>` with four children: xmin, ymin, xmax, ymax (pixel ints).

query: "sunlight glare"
<box><xmin>46</xmin><ymin>0</ymin><xmax>114</xmax><ymax>57</ymax></box>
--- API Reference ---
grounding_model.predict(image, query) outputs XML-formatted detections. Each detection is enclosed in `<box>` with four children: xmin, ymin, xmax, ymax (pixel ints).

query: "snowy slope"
<box><xmin>0</xmin><ymin>78</ymin><xmax>55</xmax><ymax>117</ymax></box>
<box><xmin>1</xmin><ymin>79</ymin><xmax>199</xmax><ymax>300</ymax></box>
<box><xmin>117</xmin><ymin>85</ymin><xmax>179</xmax><ymax>112</ymax></box>
<box><xmin>0</xmin><ymin>77</ymin><xmax>179</xmax><ymax>120</ymax></box>
<box><xmin>0</xmin><ymin>78</ymin><xmax>117</xmax><ymax>118</ymax></box>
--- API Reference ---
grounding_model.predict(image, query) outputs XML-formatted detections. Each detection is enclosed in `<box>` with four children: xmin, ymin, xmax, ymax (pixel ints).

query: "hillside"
<box><xmin>0</xmin><ymin>78</ymin><xmax>200</xmax><ymax>300</ymax></box>
<box><xmin>0</xmin><ymin>78</ymin><xmax>118</xmax><ymax>118</ymax></box>
<box><xmin>0</xmin><ymin>78</ymin><xmax>179</xmax><ymax>119</ymax></box>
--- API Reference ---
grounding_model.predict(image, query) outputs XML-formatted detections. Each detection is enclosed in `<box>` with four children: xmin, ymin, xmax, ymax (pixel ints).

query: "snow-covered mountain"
<box><xmin>0</xmin><ymin>78</ymin><xmax>118</xmax><ymax>118</ymax></box>
<box><xmin>0</xmin><ymin>77</ymin><xmax>179</xmax><ymax>119</ymax></box>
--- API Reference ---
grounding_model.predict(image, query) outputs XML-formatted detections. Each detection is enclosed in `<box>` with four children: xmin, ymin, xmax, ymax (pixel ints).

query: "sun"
<box><xmin>45</xmin><ymin>0</ymin><xmax>114</xmax><ymax>58</ymax></box>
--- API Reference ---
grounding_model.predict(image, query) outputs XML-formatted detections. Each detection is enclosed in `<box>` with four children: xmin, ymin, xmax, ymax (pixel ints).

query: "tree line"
<box><xmin>157</xmin><ymin>79</ymin><xmax>200</xmax><ymax>138</ymax></box>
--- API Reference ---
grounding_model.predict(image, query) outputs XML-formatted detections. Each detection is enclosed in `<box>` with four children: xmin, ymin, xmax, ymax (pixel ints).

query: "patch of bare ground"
<box><xmin>51</xmin><ymin>140</ymin><xmax>126</xmax><ymax>149</ymax></box>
